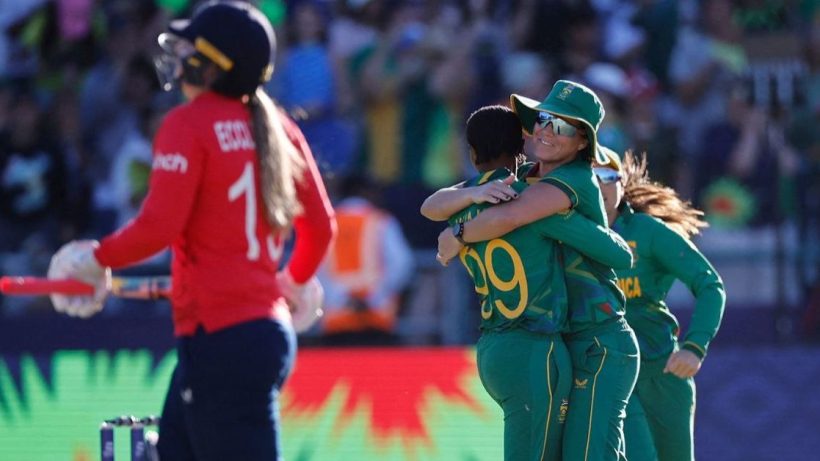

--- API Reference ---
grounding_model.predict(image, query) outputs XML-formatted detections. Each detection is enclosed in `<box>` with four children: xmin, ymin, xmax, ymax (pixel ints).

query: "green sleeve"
<box><xmin>541</xmin><ymin>160</ymin><xmax>608</xmax><ymax>225</ymax></box>
<box><xmin>447</xmin><ymin>207</ymin><xmax>473</xmax><ymax>226</ymax></box>
<box><xmin>533</xmin><ymin>210</ymin><xmax>633</xmax><ymax>269</ymax></box>
<box><xmin>447</xmin><ymin>169</ymin><xmax>522</xmax><ymax>226</ymax></box>
<box><xmin>540</xmin><ymin>177</ymin><xmax>579</xmax><ymax>209</ymax></box>
<box><xmin>651</xmin><ymin>225</ymin><xmax>726</xmax><ymax>358</ymax></box>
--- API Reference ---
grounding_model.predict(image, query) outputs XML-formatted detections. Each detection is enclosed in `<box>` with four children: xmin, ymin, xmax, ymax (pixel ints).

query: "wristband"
<box><xmin>681</xmin><ymin>341</ymin><xmax>706</xmax><ymax>359</ymax></box>
<box><xmin>452</xmin><ymin>222</ymin><xmax>467</xmax><ymax>245</ymax></box>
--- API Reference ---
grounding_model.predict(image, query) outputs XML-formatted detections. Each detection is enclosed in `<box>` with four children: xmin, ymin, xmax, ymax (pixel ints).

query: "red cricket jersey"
<box><xmin>95</xmin><ymin>91</ymin><xmax>336</xmax><ymax>336</ymax></box>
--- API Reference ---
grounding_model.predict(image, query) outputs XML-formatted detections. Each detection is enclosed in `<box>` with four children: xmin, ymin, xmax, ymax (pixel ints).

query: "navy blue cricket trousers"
<box><xmin>157</xmin><ymin>318</ymin><xmax>296</xmax><ymax>460</ymax></box>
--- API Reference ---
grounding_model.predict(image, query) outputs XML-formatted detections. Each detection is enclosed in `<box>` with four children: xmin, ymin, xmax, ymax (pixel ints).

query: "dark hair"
<box><xmin>285</xmin><ymin>1</ymin><xmax>330</xmax><ymax>45</ymax></box>
<box><xmin>621</xmin><ymin>150</ymin><xmax>708</xmax><ymax>239</ymax></box>
<box><xmin>466</xmin><ymin>105</ymin><xmax>525</xmax><ymax>166</ymax></box>
<box><xmin>247</xmin><ymin>88</ymin><xmax>306</xmax><ymax>229</ymax></box>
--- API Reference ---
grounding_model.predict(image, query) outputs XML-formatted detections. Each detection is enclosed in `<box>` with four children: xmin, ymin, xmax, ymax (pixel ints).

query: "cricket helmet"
<box><xmin>156</xmin><ymin>1</ymin><xmax>275</xmax><ymax>97</ymax></box>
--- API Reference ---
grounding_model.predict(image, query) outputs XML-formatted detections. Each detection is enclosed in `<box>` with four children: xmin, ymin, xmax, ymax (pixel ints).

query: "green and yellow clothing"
<box><xmin>612</xmin><ymin>203</ymin><xmax>726</xmax><ymax>360</ymax></box>
<box><xmin>541</xmin><ymin>158</ymin><xmax>626</xmax><ymax>333</ymax></box>
<box><xmin>624</xmin><ymin>359</ymin><xmax>696</xmax><ymax>461</ymax></box>
<box><xmin>449</xmin><ymin>167</ymin><xmax>631</xmax><ymax>461</ymax></box>
<box><xmin>349</xmin><ymin>46</ymin><xmax>461</xmax><ymax>187</ymax></box>
<box><xmin>449</xmin><ymin>167</ymin><xmax>632</xmax><ymax>335</ymax></box>
<box><xmin>541</xmin><ymin>158</ymin><xmax>640</xmax><ymax>461</ymax></box>
<box><xmin>613</xmin><ymin>202</ymin><xmax>725</xmax><ymax>461</ymax></box>
<box><xmin>565</xmin><ymin>319</ymin><xmax>639</xmax><ymax>461</ymax></box>
<box><xmin>476</xmin><ymin>328</ymin><xmax>572</xmax><ymax>461</ymax></box>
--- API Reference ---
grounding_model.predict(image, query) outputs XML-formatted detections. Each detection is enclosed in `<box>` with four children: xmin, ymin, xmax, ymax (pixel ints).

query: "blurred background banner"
<box><xmin>1</xmin><ymin>323</ymin><xmax>819</xmax><ymax>461</ymax></box>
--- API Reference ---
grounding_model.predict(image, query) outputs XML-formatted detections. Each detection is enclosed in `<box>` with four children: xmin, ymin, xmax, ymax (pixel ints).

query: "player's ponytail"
<box><xmin>621</xmin><ymin>150</ymin><xmax>708</xmax><ymax>239</ymax></box>
<box><xmin>248</xmin><ymin>87</ymin><xmax>305</xmax><ymax>230</ymax></box>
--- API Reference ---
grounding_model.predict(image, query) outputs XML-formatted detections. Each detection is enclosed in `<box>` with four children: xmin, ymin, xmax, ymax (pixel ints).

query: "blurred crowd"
<box><xmin>1</xmin><ymin>0</ymin><xmax>819</xmax><ymax>341</ymax></box>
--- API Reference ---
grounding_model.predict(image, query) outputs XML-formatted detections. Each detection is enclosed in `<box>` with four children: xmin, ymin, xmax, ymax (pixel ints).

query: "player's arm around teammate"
<box><xmin>434</xmin><ymin>86</ymin><xmax>639</xmax><ymax>461</ymax></box>
<box><xmin>437</xmin><ymin>81</ymin><xmax>641</xmax><ymax>461</ymax></box>
<box><xmin>441</xmin><ymin>105</ymin><xmax>573</xmax><ymax>461</ymax></box>
<box><xmin>423</xmin><ymin>179</ymin><xmax>632</xmax><ymax>270</ymax></box>
<box><xmin>420</xmin><ymin>174</ymin><xmax>518</xmax><ymax>221</ymax></box>
<box><xmin>435</xmin><ymin>81</ymin><xmax>621</xmax><ymax>265</ymax></box>
<box><xmin>597</xmin><ymin>150</ymin><xmax>726</xmax><ymax>461</ymax></box>
<box><xmin>425</xmin><ymin>87</ymin><xmax>631</xmax><ymax>271</ymax></box>
<box><xmin>437</xmin><ymin>105</ymin><xmax>629</xmax><ymax>461</ymax></box>
<box><xmin>46</xmin><ymin>3</ymin><xmax>336</xmax><ymax>460</ymax></box>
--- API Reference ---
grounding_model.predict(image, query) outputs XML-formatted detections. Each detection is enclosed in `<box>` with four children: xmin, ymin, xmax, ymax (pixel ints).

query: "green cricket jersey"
<box><xmin>612</xmin><ymin>203</ymin><xmax>726</xmax><ymax>360</ymax></box>
<box><xmin>449</xmin><ymin>167</ymin><xmax>632</xmax><ymax>334</ymax></box>
<box><xmin>541</xmin><ymin>158</ymin><xmax>627</xmax><ymax>335</ymax></box>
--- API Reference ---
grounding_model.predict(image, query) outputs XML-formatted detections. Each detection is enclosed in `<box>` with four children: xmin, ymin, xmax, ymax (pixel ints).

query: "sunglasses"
<box><xmin>593</xmin><ymin>167</ymin><xmax>622</xmax><ymax>185</ymax></box>
<box><xmin>534</xmin><ymin>112</ymin><xmax>581</xmax><ymax>137</ymax></box>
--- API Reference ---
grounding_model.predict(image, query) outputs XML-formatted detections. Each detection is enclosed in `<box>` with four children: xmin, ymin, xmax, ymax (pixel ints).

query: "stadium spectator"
<box><xmin>582</xmin><ymin>62</ymin><xmax>633</xmax><ymax>157</ymax></box>
<box><xmin>695</xmin><ymin>82</ymin><xmax>801</xmax><ymax>226</ymax></box>
<box><xmin>270</xmin><ymin>0</ymin><xmax>357</xmax><ymax>177</ymax></box>
<box><xmin>318</xmin><ymin>172</ymin><xmax>413</xmax><ymax>346</ymax></box>
<box><xmin>668</xmin><ymin>0</ymin><xmax>750</xmax><ymax>193</ymax></box>
<box><xmin>0</xmin><ymin>86</ymin><xmax>68</xmax><ymax>254</ymax></box>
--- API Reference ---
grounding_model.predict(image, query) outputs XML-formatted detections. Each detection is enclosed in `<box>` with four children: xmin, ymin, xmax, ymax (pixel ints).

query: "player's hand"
<box><xmin>436</xmin><ymin>227</ymin><xmax>463</xmax><ymax>266</ymax></box>
<box><xmin>471</xmin><ymin>175</ymin><xmax>517</xmax><ymax>205</ymax></box>
<box><xmin>277</xmin><ymin>270</ymin><xmax>324</xmax><ymax>333</ymax></box>
<box><xmin>48</xmin><ymin>240</ymin><xmax>111</xmax><ymax>318</ymax></box>
<box><xmin>663</xmin><ymin>349</ymin><xmax>702</xmax><ymax>379</ymax></box>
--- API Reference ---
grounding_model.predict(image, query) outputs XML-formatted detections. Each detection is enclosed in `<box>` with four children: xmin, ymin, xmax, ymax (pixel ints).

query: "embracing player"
<box><xmin>422</xmin><ymin>105</ymin><xmax>632</xmax><ymax>460</ymax></box>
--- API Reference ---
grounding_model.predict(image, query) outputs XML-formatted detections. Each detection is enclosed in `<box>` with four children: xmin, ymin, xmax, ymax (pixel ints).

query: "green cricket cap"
<box><xmin>511</xmin><ymin>79</ymin><xmax>607</xmax><ymax>164</ymax></box>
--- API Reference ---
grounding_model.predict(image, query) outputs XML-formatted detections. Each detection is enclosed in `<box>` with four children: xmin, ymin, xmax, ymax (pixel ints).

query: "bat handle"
<box><xmin>110</xmin><ymin>276</ymin><xmax>172</xmax><ymax>299</ymax></box>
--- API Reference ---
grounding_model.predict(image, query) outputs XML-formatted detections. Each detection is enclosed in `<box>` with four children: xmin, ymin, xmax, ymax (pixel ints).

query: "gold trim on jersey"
<box><xmin>584</xmin><ymin>337</ymin><xmax>607</xmax><ymax>461</ymax></box>
<box><xmin>540</xmin><ymin>340</ymin><xmax>555</xmax><ymax>461</ymax></box>
<box><xmin>477</xmin><ymin>170</ymin><xmax>496</xmax><ymax>185</ymax></box>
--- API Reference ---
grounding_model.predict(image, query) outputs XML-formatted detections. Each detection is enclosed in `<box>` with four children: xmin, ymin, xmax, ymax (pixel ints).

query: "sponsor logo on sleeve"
<box><xmin>153</xmin><ymin>152</ymin><xmax>188</xmax><ymax>173</ymax></box>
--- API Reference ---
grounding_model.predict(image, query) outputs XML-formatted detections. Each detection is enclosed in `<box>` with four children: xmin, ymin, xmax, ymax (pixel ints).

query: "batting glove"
<box><xmin>48</xmin><ymin>240</ymin><xmax>111</xmax><ymax>318</ymax></box>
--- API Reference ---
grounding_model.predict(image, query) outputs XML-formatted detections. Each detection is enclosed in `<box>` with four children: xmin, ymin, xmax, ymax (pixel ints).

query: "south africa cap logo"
<box><xmin>558</xmin><ymin>84</ymin><xmax>575</xmax><ymax>100</ymax></box>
